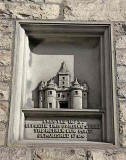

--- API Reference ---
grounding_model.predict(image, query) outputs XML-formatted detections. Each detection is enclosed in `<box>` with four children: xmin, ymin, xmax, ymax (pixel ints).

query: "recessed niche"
<box><xmin>8</xmin><ymin>22</ymin><xmax>117</xmax><ymax>147</ymax></box>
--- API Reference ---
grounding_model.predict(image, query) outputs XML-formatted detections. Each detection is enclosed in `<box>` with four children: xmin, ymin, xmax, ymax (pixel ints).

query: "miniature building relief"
<box><xmin>38</xmin><ymin>62</ymin><xmax>88</xmax><ymax>109</ymax></box>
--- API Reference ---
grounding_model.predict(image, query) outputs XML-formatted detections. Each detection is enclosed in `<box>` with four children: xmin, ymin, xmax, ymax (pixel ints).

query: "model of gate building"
<box><xmin>39</xmin><ymin>62</ymin><xmax>88</xmax><ymax>109</ymax></box>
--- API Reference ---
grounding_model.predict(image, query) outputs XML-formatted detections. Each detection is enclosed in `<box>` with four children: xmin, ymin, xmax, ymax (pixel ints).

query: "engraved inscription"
<box><xmin>24</xmin><ymin>118</ymin><xmax>102</xmax><ymax>141</ymax></box>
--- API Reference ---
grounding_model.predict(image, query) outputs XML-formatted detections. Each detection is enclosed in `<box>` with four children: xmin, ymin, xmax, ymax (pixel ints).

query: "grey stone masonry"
<box><xmin>116</xmin><ymin>35</ymin><xmax>126</xmax><ymax>148</ymax></box>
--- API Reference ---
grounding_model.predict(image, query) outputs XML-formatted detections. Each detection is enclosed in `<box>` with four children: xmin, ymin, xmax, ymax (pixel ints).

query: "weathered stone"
<box><xmin>0</xmin><ymin>147</ymin><xmax>31</xmax><ymax>160</ymax></box>
<box><xmin>117</xmin><ymin>82</ymin><xmax>126</xmax><ymax>98</ymax></box>
<box><xmin>0</xmin><ymin>33</ymin><xmax>12</xmax><ymax>49</ymax></box>
<box><xmin>0</xmin><ymin>50</ymin><xmax>11</xmax><ymax>66</ymax></box>
<box><xmin>120</xmin><ymin>124</ymin><xmax>126</xmax><ymax>136</ymax></box>
<box><xmin>29</xmin><ymin>0</ymin><xmax>44</xmax><ymax>2</ymax></box>
<box><xmin>117</xmin><ymin>66</ymin><xmax>126</xmax><ymax>82</ymax></box>
<box><xmin>0</xmin><ymin>20</ymin><xmax>13</xmax><ymax>33</ymax></box>
<box><xmin>33</xmin><ymin>148</ymin><xmax>86</xmax><ymax>160</ymax></box>
<box><xmin>119</xmin><ymin>99</ymin><xmax>126</xmax><ymax>122</ymax></box>
<box><xmin>40</xmin><ymin>4</ymin><xmax>60</xmax><ymax>19</ymax></box>
<box><xmin>0</xmin><ymin>2</ymin><xmax>60</xmax><ymax>19</ymax></box>
<box><xmin>0</xmin><ymin>82</ymin><xmax>9</xmax><ymax>100</ymax></box>
<box><xmin>120</xmin><ymin>136</ymin><xmax>126</xmax><ymax>147</ymax></box>
<box><xmin>64</xmin><ymin>0</ymin><xmax>126</xmax><ymax>21</ymax></box>
<box><xmin>7</xmin><ymin>0</ymin><xmax>44</xmax><ymax>2</ymax></box>
<box><xmin>0</xmin><ymin>66</ymin><xmax>11</xmax><ymax>82</ymax></box>
<box><xmin>113</xmin><ymin>23</ymin><xmax>126</xmax><ymax>42</ymax></box>
<box><xmin>113</xmin><ymin>152</ymin><xmax>126</xmax><ymax>160</ymax></box>
<box><xmin>89</xmin><ymin>150</ymin><xmax>126</xmax><ymax>160</ymax></box>
<box><xmin>0</xmin><ymin>102</ymin><xmax>8</xmax><ymax>146</ymax></box>
<box><xmin>0</xmin><ymin>148</ymin><xmax>10</xmax><ymax>160</ymax></box>
<box><xmin>88</xmin><ymin>150</ymin><xmax>105</xmax><ymax>160</ymax></box>
<box><xmin>120</xmin><ymin>124</ymin><xmax>126</xmax><ymax>147</ymax></box>
<box><xmin>116</xmin><ymin>35</ymin><xmax>126</xmax><ymax>49</ymax></box>
<box><xmin>0</xmin><ymin>101</ymin><xmax>8</xmax><ymax>122</ymax></box>
<box><xmin>45</xmin><ymin>0</ymin><xmax>63</xmax><ymax>3</ymax></box>
<box><xmin>116</xmin><ymin>49</ymin><xmax>126</xmax><ymax>65</ymax></box>
<box><xmin>0</xmin><ymin>127</ymin><xmax>6</xmax><ymax>146</ymax></box>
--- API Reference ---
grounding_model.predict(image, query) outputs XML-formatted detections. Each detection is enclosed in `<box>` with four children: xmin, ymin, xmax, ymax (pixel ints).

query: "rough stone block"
<box><xmin>0</xmin><ymin>148</ymin><xmax>10</xmax><ymax>160</ymax></box>
<box><xmin>120</xmin><ymin>136</ymin><xmax>126</xmax><ymax>147</ymax></box>
<box><xmin>119</xmin><ymin>99</ymin><xmax>126</xmax><ymax>122</ymax></box>
<box><xmin>29</xmin><ymin>0</ymin><xmax>44</xmax><ymax>2</ymax></box>
<box><xmin>45</xmin><ymin>0</ymin><xmax>63</xmax><ymax>3</ymax></box>
<box><xmin>120</xmin><ymin>123</ymin><xmax>126</xmax><ymax>137</ymax></box>
<box><xmin>117</xmin><ymin>66</ymin><xmax>126</xmax><ymax>82</ymax></box>
<box><xmin>8</xmin><ymin>0</ymin><xmax>44</xmax><ymax>2</ymax></box>
<box><xmin>33</xmin><ymin>148</ymin><xmax>86</xmax><ymax>160</ymax></box>
<box><xmin>0</xmin><ymin>128</ymin><xmax>6</xmax><ymax>146</ymax></box>
<box><xmin>0</xmin><ymin>82</ymin><xmax>9</xmax><ymax>100</ymax></box>
<box><xmin>89</xmin><ymin>150</ymin><xmax>126</xmax><ymax>160</ymax></box>
<box><xmin>0</xmin><ymin>66</ymin><xmax>11</xmax><ymax>82</ymax></box>
<box><xmin>41</xmin><ymin>4</ymin><xmax>60</xmax><ymax>19</ymax></box>
<box><xmin>0</xmin><ymin>20</ymin><xmax>13</xmax><ymax>33</ymax></box>
<box><xmin>0</xmin><ymin>2</ymin><xmax>60</xmax><ymax>19</ymax></box>
<box><xmin>64</xmin><ymin>0</ymin><xmax>126</xmax><ymax>21</ymax></box>
<box><xmin>120</xmin><ymin>123</ymin><xmax>126</xmax><ymax>147</ymax></box>
<box><xmin>0</xmin><ymin>32</ymin><xmax>12</xmax><ymax>49</ymax></box>
<box><xmin>113</xmin><ymin>23</ymin><xmax>126</xmax><ymax>42</ymax></box>
<box><xmin>0</xmin><ymin>102</ymin><xmax>8</xmax><ymax>146</ymax></box>
<box><xmin>116</xmin><ymin>36</ymin><xmax>126</xmax><ymax>49</ymax></box>
<box><xmin>0</xmin><ymin>101</ymin><xmax>8</xmax><ymax>122</ymax></box>
<box><xmin>116</xmin><ymin>49</ymin><xmax>126</xmax><ymax>65</ymax></box>
<box><xmin>0</xmin><ymin>147</ymin><xmax>31</xmax><ymax>160</ymax></box>
<box><xmin>117</xmin><ymin>82</ymin><xmax>126</xmax><ymax>98</ymax></box>
<box><xmin>0</xmin><ymin>50</ymin><xmax>11</xmax><ymax>66</ymax></box>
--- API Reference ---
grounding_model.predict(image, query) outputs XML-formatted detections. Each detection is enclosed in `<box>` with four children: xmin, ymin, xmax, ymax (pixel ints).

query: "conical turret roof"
<box><xmin>45</xmin><ymin>79</ymin><xmax>57</xmax><ymax>89</ymax></box>
<box><xmin>73</xmin><ymin>78</ymin><xmax>80</xmax><ymax>86</ymax></box>
<box><xmin>71</xmin><ymin>78</ymin><xmax>82</xmax><ymax>90</ymax></box>
<box><xmin>58</xmin><ymin>61</ymin><xmax>69</xmax><ymax>74</ymax></box>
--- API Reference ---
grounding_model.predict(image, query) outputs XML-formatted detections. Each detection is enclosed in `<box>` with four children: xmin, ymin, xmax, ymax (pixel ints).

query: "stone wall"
<box><xmin>0</xmin><ymin>0</ymin><xmax>126</xmax><ymax>159</ymax></box>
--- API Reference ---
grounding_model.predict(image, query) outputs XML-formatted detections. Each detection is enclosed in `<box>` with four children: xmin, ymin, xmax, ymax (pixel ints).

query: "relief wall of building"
<box><xmin>38</xmin><ymin>61</ymin><xmax>88</xmax><ymax>109</ymax></box>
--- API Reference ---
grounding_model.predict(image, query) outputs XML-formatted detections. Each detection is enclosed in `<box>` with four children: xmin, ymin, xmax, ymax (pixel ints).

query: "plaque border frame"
<box><xmin>8</xmin><ymin>21</ymin><xmax>118</xmax><ymax>149</ymax></box>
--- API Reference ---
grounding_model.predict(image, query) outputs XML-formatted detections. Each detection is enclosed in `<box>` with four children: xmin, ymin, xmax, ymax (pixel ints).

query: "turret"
<box><xmin>82</xmin><ymin>83</ymin><xmax>88</xmax><ymax>109</ymax></box>
<box><xmin>70</xmin><ymin>78</ymin><xmax>83</xmax><ymax>109</ymax></box>
<box><xmin>39</xmin><ymin>81</ymin><xmax>45</xmax><ymax>108</ymax></box>
<box><xmin>58</xmin><ymin>61</ymin><xmax>70</xmax><ymax>88</ymax></box>
<box><xmin>44</xmin><ymin>79</ymin><xmax>57</xmax><ymax>109</ymax></box>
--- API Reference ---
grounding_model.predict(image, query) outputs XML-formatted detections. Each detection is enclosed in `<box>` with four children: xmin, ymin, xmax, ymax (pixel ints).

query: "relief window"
<box><xmin>75</xmin><ymin>91</ymin><xmax>78</xmax><ymax>95</ymax></box>
<box><xmin>49</xmin><ymin>103</ymin><xmax>52</xmax><ymax>108</ymax></box>
<box><xmin>48</xmin><ymin>91</ymin><xmax>52</xmax><ymax>95</ymax></box>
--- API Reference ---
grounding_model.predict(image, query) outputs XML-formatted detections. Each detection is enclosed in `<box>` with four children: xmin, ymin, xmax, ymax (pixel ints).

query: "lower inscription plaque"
<box><xmin>24</xmin><ymin>117</ymin><xmax>102</xmax><ymax>141</ymax></box>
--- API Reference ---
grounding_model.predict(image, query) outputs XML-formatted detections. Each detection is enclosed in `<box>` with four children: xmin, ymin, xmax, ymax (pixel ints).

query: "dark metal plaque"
<box><xmin>24</xmin><ymin>117</ymin><xmax>102</xmax><ymax>141</ymax></box>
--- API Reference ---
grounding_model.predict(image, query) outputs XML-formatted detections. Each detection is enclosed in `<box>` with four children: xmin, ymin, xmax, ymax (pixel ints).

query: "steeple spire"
<box><xmin>58</xmin><ymin>61</ymin><xmax>69</xmax><ymax>74</ymax></box>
